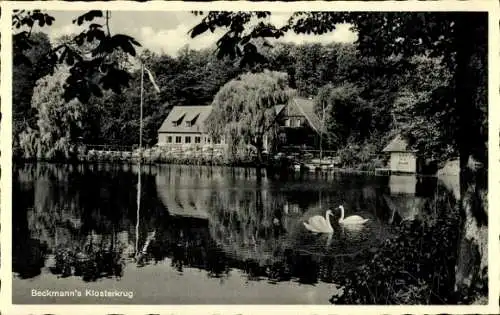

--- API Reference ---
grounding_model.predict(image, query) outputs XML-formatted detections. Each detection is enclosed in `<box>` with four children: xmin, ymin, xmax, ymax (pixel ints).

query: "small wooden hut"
<box><xmin>382</xmin><ymin>135</ymin><xmax>418</xmax><ymax>174</ymax></box>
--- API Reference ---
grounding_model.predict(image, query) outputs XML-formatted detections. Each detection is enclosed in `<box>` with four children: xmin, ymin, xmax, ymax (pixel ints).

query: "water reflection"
<box><xmin>13</xmin><ymin>163</ymin><xmax>457</xmax><ymax>303</ymax></box>
<box><xmin>384</xmin><ymin>175</ymin><xmax>437</xmax><ymax>224</ymax></box>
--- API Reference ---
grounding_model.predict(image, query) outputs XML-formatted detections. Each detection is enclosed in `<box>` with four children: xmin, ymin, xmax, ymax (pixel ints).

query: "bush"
<box><xmin>331</xmin><ymin>189</ymin><xmax>461</xmax><ymax>304</ymax></box>
<box><xmin>14</xmin><ymin>143</ymin><xmax>261</xmax><ymax>167</ymax></box>
<box><xmin>337</xmin><ymin>141</ymin><xmax>383</xmax><ymax>171</ymax></box>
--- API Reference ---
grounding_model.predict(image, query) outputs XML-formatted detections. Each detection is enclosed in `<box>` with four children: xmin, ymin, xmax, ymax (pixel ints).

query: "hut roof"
<box><xmin>382</xmin><ymin>134</ymin><xmax>411</xmax><ymax>153</ymax></box>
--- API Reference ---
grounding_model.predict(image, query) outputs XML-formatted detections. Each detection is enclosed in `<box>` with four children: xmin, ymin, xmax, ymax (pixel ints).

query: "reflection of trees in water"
<box><xmin>14</xmin><ymin>164</ymin><xmax>460</xmax><ymax>291</ymax></box>
<box><xmin>202</xmin><ymin>174</ymin><xmax>393</xmax><ymax>284</ymax></box>
<box><xmin>48</xmin><ymin>231</ymin><xmax>128</xmax><ymax>282</ymax></box>
<box><xmin>141</xmin><ymin>217</ymin><xmax>232</xmax><ymax>279</ymax></box>
<box><xmin>12</xmin><ymin>163</ymin><xmax>162</xmax><ymax>281</ymax></box>
<box><xmin>207</xmin><ymin>188</ymin><xmax>290</xmax><ymax>264</ymax></box>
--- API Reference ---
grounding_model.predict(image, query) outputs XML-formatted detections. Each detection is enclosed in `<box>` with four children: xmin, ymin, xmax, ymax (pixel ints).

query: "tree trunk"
<box><xmin>453</xmin><ymin>14</ymin><xmax>488</xmax><ymax>303</ymax></box>
<box><xmin>455</xmin><ymin>157</ymin><xmax>488</xmax><ymax>302</ymax></box>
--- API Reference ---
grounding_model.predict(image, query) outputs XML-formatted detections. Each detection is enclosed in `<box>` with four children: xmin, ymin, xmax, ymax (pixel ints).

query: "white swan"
<box><xmin>303</xmin><ymin>210</ymin><xmax>334</xmax><ymax>233</ymax></box>
<box><xmin>338</xmin><ymin>205</ymin><xmax>369</xmax><ymax>225</ymax></box>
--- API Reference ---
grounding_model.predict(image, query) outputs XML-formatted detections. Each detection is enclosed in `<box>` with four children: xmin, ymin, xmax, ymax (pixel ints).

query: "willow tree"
<box><xmin>206</xmin><ymin>70</ymin><xmax>291</xmax><ymax>169</ymax></box>
<box><xmin>19</xmin><ymin>66</ymin><xmax>86</xmax><ymax>160</ymax></box>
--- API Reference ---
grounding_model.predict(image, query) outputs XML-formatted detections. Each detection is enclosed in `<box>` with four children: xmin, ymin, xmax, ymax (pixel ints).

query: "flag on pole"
<box><xmin>144</xmin><ymin>66</ymin><xmax>161</xmax><ymax>93</ymax></box>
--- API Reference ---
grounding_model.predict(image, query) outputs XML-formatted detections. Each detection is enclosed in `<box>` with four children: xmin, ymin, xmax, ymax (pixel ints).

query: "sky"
<box><xmin>41</xmin><ymin>11</ymin><xmax>358</xmax><ymax>56</ymax></box>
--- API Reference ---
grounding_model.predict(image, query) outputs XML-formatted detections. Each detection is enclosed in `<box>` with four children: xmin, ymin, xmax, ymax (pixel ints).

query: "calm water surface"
<box><xmin>12</xmin><ymin>163</ymin><xmax>457</xmax><ymax>304</ymax></box>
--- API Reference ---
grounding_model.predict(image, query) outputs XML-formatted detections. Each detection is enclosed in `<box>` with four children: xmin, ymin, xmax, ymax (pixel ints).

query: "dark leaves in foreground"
<box><xmin>13</xmin><ymin>9</ymin><xmax>141</xmax><ymax>104</ymax></box>
<box><xmin>190</xmin><ymin>11</ymin><xmax>281</xmax><ymax>70</ymax></box>
<box><xmin>12</xmin><ymin>10</ymin><xmax>55</xmax><ymax>29</ymax></box>
<box><xmin>72</xmin><ymin>10</ymin><xmax>104</xmax><ymax>26</ymax></box>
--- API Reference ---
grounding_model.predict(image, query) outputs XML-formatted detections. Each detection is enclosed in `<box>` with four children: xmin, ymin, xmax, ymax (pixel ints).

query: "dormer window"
<box><xmin>187</xmin><ymin>113</ymin><xmax>200</xmax><ymax>127</ymax></box>
<box><xmin>172</xmin><ymin>113</ymin><xmax>186</xmax><ymax>127</ymax></box>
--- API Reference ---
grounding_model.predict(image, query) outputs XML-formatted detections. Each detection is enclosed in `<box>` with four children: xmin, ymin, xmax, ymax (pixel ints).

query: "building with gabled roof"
<box><xmin>382</xmin><ymin>134</ymin><xmax>419</xmax><ymax>173</ymax></box>
<box><xmin>276</xmin><ymin>97</ymin><xmax>327</xmax><ymax>151</ymax></box>
<box><xmin>288</xmin><ymin>97</ymin><xmax>325</xmax><ymax>133</ymax></box>
<box><xmin>157</xmin><ymin>105</ymin><xmax>224</xmax><ymax>147</ymax></box>
<box><xmin>156</xmin><ymin>98</ymin><xmax>326</xmax><ymax>153</ymax></box>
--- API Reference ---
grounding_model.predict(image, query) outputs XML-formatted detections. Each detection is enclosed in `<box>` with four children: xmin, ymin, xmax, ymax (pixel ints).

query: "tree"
<box><xmin>263</xmin><ymin>42</ymin><xmax>297</xmax><ymax>88</ymax></box>
<box><xmin>12</xmin><ymin>10</ymin><xmax>147</xmax><ymax>153</ymax></box>
<box><xmin>13</xmin><ymin>10</ymin><xmax>142</xmax><ymax>104</ymax></box>
<box><xmin>190</xmin><ymin>11</ymin><xmax>488</xmax><ymax>303</ymax></box>
<box><xmin>392</xmin><ymin>56</ymin><xmax>454</xmax><ymax>162</ymax></box>
<box><xmin>19</xmin><ymin>66</ymin><xmax>86</xmax><ymax>159</ymax></box>
<box><xmin>13</xmin><ymin>32</ymin><xmax>51</xmax><ymax>141</ymax></box>
<box><xmin>206</xmin><ymin>70</ymin><xmax>292</xmax><ymax>169</ymax></box>
<box><xmin>316</xmin><ymin>83</ymin><xmax>373</xmax><ymax>148</ymax></box>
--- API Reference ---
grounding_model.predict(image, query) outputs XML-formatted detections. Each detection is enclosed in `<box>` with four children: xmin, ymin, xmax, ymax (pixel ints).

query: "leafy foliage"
<box><xmin>316</xmin><ymin>83</ymin><xmax>374</xmax><ymax>148</ymax></box>
<box><xmin>190</xmin><ymin>10</ymin><xmax>488</xmax><ymax>303</ymax></box>
<box><xmin>14</xmin><ymin>36</ymin><xmax>459</xmax><ymax>163</ymax></box>
<box><xmin>19</xmin><ymin>66</ymin><xmax>86</xmax><ymax>160</ymax></box>
<box><xmin>206</xmin><ymin>70</ymin><xmax>292</xmax><ymax>163</ymax></box>
<box><xmin>13</xmin><ymin>10</ymin><xmax>141</xmax><ymax>104</ymax></box>
<box><xmin>331</xmin><ymin>188</ymin><xmax>461</xmax><ymax>304</ymax></box>
<box><xmin>190</xmin><ymin>11</ymin><xmax>284</xmax><ymax>70</ymax></box>
<box><xmin>13</xmin><ymin>32</ymin><xmax>52</xmax><ymax>143</ymax></box>
<box><xmin>190</xmin><ymin>11</ymin><xmax>487</xmax><ymax>165</ymax></box>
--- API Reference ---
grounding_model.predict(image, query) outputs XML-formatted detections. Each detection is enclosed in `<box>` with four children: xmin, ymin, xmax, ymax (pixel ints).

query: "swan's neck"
<box><xmin>339</xmin><ymin>207</ymin><xmax>345</xmax><ymax>221</ymax></box>
<box><xmin>325</xmin><ymin>211</ymin><xmax>332</xmax><ymax>227</ymax></box>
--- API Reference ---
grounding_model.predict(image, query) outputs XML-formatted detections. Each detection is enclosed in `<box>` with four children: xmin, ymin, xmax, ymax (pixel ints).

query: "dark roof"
<box><xmin>158</xmin><ymin>105</ymin><xmax>213</xmax><ymax>133</ymax></box>
<box><xmin>382</xmin><ymin>134</ymin><xmax>410</xmax><ymax>152</ymax></box>
<box><xmin>289</xmin><ymin>97</ymin><xmax>326</xmax><ymax>133</ymax></box>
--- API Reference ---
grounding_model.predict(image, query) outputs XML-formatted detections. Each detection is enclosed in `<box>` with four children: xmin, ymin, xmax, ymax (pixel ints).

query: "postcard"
<box><xmin>1</xmin><ymin>1</ymin><xmax>498</xmax><ymax>314</ymax></box>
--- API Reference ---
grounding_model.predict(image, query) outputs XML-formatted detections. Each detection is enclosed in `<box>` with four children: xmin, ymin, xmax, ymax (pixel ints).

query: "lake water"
<box><xmin>12</xmin><ymin>163</ymin><xmax>458</xmax><ymax>304</ymax></box>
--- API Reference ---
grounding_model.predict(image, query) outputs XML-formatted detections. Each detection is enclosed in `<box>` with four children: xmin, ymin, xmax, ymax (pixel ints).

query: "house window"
<box><xmin>186</xmin><ymin>121</ymin><xmax>192</xmax><ymax>127</ymax></box>
<box><xmin>185</xmin><ymin>136</ymin><xmax>191</xmax><ymax>143</ymax></box>
<box><xmin>213</xmin><ymin>137</ymin><xmax>220</xmax><ymax>144</ymax></box>
<box><xmin>207</xmin><ymin>137</ymin><xmax>211</xmax><ymax>144</ymax></box>
<box><xmin>195</xmin><ymin>136</ymin><xmax>201</xmax><ymax>144</ymax></box>
<box><xmin>175</xmin><ymin>136</ymin><xmax>182</xmax><ymax>143</ymax></box>
<box><xmin>167</xmin><ymin>136</ymin><xmax>172</xmax><ymax>143</ymax></box>
<box><xmin>285</xmin><ymin>118</ymin><xmax>290</xmax><ymax>127</ymax></box>
<box><xmin>172</xmin><ymin>121</ymin><xmax>178</xmax><ymax>127</ymax></box>
<box><xmin>296</xmin><ymin>118</ymin><xmax>302</xmax><ymax>127</ymax></box>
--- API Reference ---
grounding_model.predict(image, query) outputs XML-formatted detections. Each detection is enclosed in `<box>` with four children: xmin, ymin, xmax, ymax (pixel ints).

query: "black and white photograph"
<box><xmin>7</xmin><ymin>1</ymin><xmax>491</xmax><ymax>308</ymax></box>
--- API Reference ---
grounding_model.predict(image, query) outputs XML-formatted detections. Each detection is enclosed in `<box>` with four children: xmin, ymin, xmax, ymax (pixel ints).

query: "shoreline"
<box><xmin>12</xmin><ymin>158</ymin><xmax>450</xmax><ymax>178</ymax></box>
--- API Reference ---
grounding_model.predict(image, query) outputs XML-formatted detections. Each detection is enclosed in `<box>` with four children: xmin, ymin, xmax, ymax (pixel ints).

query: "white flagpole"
<box><xmin>140</xmin><ymin>63</ymin><xmax>144</xmax><ymax>151</ymax></box>
<box><xmin>135</xmin><ymin>63</ymin><xmax>145</xmax><ymax>258</ymax></box>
